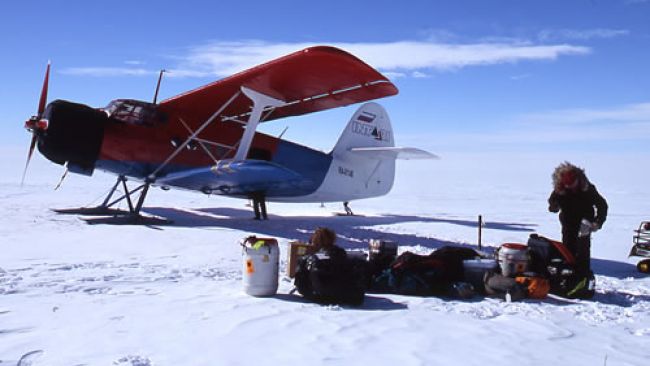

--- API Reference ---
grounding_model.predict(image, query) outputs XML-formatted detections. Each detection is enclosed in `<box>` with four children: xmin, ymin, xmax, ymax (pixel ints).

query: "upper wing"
<box><xmin>158</xmin><ymin>46</ymin><xmax>398</xmax><ymax>127</ymax></box>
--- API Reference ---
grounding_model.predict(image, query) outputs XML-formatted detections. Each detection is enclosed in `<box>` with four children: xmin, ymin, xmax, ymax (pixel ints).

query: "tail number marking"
<box><xmin>351</xmin><ymin>122</ymin><xmax>392</xmax><ymax>143</ymax></box>
<box><xmin>338</xmin><ymin>166</ymin><xmax>354</xmax><ymax>178</ymax></box>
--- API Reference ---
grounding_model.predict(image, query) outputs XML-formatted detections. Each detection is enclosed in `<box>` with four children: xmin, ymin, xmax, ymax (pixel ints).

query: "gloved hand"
<box><xmin>591</xmin><ymin>222</ymin><xmax>601</xmax><ymax>233</ymax></box>
<box><xmin>579</xmin><ymin>220</ymin><xmax>596</xmax><ymax>237</ymax></box>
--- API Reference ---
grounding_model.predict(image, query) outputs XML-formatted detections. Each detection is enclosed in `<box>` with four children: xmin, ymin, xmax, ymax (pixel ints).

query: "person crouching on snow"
<box><xmin>548</xmin><ymin>162</ymin><xmax>608</xmax><ymax>279</ymax></box>
<box><xmin>310</xmin><ymin>227</ymin><xmax>347</xmax><ymax>260</ymax></box>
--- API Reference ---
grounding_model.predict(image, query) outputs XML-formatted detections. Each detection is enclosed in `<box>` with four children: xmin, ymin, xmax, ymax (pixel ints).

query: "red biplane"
<box><xmin>23</xmin><ymin>46</ymin><xmax>434</xmax><ymax>223</ymax></box>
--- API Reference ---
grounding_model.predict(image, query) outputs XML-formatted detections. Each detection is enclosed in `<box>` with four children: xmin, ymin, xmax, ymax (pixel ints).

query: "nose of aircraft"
<box><xmin>23</xmin><ymin>63</ymin><xmax>107</xmax><ymax>179</ymax></box>
<box><xmin>36</xmin><ymin>99</ymin><xmax>108</xmax><ymax>175</ymax></box>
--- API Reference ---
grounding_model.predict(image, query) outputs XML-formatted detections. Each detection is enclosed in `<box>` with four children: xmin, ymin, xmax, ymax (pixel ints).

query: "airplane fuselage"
<box><xmin>40</xmin><ymin>99</ymin><xmax>334</xmax><ymax>200</ymax></box>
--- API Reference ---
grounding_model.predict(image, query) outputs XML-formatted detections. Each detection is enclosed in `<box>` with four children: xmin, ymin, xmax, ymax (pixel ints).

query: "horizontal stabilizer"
<box><xmin>349</xmin><ymin>147</ymin><xmax>438</xmax><ymax>160</ymax></box>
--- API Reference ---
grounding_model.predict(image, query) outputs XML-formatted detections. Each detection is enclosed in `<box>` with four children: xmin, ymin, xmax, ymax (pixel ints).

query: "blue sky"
<box><xmin>2</xmin><ymin>0</ymin><xmax>649</xmax><ymax>155</ymax></box>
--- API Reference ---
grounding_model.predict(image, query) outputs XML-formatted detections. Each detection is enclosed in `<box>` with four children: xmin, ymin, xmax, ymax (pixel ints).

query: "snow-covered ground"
<box><xmin>1</xmin><ymin>148</ymin><xmax>649</xmax><ymax>366</ymax></box>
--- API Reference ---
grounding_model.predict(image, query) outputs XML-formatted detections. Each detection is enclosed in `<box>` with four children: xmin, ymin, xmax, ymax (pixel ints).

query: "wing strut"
<box><xmin>233</xmin><ymin>87</ymin><xmax>284</xmax><ymax>161</ymax></box>
<box><xmin>178</xmin><ymin>117</ymin><xmax>220</xmax><ymax>164</ymax></box>
<box><xmin>149</xmin><ymin>90</ymin><xmax>241</xmax><ymax>180</ymax></box>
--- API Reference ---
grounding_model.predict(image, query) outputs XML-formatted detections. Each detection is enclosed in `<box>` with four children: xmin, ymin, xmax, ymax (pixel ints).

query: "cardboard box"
<box><xmin>287</xmin><ymin>241</ymin><xmax>316</xmax><ymax>278</ymax></box>
<box><xmin>368</xmin><ymin>239</ymin><xmax>398</xmax><ymax>261</ymax></box>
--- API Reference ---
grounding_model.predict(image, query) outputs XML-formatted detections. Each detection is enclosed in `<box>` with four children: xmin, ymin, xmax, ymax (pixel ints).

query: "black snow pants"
<box><xmin>562</xmin><ymin>226</ymin><xmax>591</xmax><ymax>277</ymax></box>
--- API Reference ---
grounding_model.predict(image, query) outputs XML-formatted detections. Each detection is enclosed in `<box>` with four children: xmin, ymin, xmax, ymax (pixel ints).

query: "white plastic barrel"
<box><xmin>496</xmin><ymin>243</ymin><xmax>529</xmax><ymax>277</ymax></box>
<box><xmin>242</xmin><ymin>237</ymin><xmax>279</xmax><ymax>297</ymax></box>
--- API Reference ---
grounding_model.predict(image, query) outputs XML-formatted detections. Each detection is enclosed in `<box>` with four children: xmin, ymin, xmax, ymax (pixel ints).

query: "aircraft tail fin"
<box><xmin>332</xmin><ymin>103</ymin><xmax>438</xmax><ymax>160</ymax></box>
<box><xmin>296</xmin><ymin>103</ymin><xmax>436</xmax><ymax>202</ymax></box>
<box><xmin>331</xmin><ymin>103</ymin><xmax>436</xmax><ymax>159</ymax></box>
<box><xmin>331</xmin><ymin>102</ymin><xmax>396</xmax><ymax>157</ymax></box>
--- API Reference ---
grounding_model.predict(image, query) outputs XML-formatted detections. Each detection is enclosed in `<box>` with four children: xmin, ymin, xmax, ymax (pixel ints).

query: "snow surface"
<box><xmin>1</xmin><ymin>148</ymin><xmax>649</xmax><ymax>366</ymax></box>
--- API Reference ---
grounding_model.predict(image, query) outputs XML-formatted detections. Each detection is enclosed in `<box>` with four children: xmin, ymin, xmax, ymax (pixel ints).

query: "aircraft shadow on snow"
<box><xmin>144</xmin><ymin>206</ymin><xmax>534</xmax><ymax>251</ymax></box>
<box><xmin>143</xmin><ymin>206</ymin><xmax>642</xmax><ymax>281</ymax></box>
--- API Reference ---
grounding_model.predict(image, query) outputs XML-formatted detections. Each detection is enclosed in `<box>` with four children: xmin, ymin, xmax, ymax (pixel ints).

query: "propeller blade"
<box><xmin>37</xmin><ymin>62</ymin><xmax>51</xmax><ymax>117</ymax></box>
<box><xmin>21</xmin><ymin>133</ymin><xmax>38</xmax><ymax>186</ymax></box>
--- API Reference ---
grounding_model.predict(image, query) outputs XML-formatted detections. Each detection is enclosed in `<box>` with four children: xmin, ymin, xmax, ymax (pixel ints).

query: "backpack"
<box><xmin>527</xmin><ymin>234</ymin><xmax>596</xmax><ymax>299</ymax></box>
<box><xmin>527</xmin><ymin>234</ymin><xmax>575</xmax><ymax>277</ymax></box>
<box><xmin>294</xmin><ymin>251</ymin><xmax>368</xmax><ymax>306</ymax></box>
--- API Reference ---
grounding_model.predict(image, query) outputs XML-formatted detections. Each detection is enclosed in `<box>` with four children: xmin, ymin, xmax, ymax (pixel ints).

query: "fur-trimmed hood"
<box><xmin>552</xmin><ymin>162</ymin><xmax>590</xmax><ymax>194</ymax></box>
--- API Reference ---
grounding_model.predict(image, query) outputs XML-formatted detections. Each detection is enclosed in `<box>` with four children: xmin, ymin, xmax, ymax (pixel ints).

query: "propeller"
<box><xmin>22</xmin><ymin>62</ymin><xmax>51</xmax><ymax>186</ymax></box>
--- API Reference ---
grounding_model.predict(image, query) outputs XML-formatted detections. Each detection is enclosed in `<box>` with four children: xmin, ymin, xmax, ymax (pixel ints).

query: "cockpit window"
<box><xmin>104</xmin><ymin>99</ymin><xmax>167</xmax><ymax>126</ymax></box>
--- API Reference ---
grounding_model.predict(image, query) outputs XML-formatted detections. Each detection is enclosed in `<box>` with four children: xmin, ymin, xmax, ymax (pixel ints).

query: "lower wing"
<box><xmin>156</xmin><ymin>160</ymin><xmax>314</xmax><ymax>197</ymax></box>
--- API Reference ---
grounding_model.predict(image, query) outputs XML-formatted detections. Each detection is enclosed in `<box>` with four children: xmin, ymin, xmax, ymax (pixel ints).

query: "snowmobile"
<box><xmin>629</xmin><ymin>221</ymin><xmax>650</xmax><ymax>273</ymax></box>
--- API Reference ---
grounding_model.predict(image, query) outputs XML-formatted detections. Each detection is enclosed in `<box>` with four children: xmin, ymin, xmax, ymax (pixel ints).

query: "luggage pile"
<box><xmin>246</xmin><ymin>227</ymin><xmax>599</xmax><ymax>306</ymax></box>
<box><xmin>459</xmin><ymin>234</ymin><xmax>596</xmax><ymax>301</ymax></box>
<box><xmin>463</xmin><ymin>242</ymin><xmax>550</xmax><ymax>302</ymax></box>
<box><xmin>289</xmin><ymin>235</ymin><xmax>571</xmax><ymax>304</ymax></box>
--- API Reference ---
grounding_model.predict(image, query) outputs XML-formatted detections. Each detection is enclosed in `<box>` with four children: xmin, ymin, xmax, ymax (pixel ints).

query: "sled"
<box><xmin>629</xmin><ymin>221</ymin><xmax>650</xmax><ymax>273</ymax></box>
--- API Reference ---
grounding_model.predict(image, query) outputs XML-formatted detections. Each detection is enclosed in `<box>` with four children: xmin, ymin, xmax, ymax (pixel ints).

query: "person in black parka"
<box><xmin>294</xmin><ymin>227</ymin><xmax>367</xmax><ymax>306</ymax></box>
<box><xmin>310</xmin><ymin>227</ymin><xmax>347</xmax><ymax>260</ymax></box>
<box><xmin>548</xmin><ymin>162</ymin><xmax>608</xmax><ymax>279</ymax></box>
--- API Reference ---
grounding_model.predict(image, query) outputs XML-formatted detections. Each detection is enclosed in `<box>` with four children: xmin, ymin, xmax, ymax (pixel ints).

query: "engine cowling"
<box><xmin>38</xmin><ymin>99</ymin><xmax>107</xmax><ymax>175</ymax></box>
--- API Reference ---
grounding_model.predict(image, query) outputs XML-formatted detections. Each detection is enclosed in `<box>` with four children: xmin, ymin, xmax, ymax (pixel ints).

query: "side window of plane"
<box><xmin>104</xmin><ymin>99</ymin><xmax>167</xmax><ymax>127</ymax></box>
